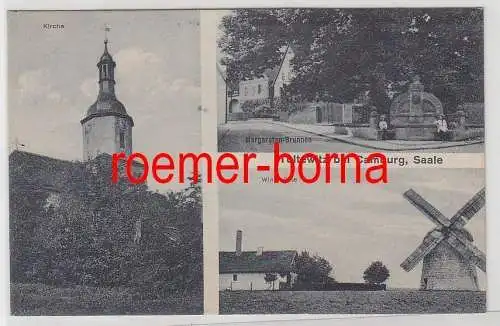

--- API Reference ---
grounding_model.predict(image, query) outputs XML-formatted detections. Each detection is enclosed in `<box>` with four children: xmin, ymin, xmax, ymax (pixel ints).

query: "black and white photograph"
<box><xmin>218</xmin><ymin>168</ymin><xmax>486</xmax><ymax>314</ymax></box>
<box><xmin>216</xmin><ymin>8</ymin><xmax>484</xmax><ymax>153</ymax></box>
<box><xmin>8</xmin><ymin>10</ymin><xmax>203</xmax><ymax>315</ymax></box>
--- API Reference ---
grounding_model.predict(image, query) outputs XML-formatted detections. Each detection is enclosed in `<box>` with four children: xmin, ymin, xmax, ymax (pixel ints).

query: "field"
<box><xmin>219</xmin><ymin>290</ymin><xmax>486</xmax><ymax>314</ymax></box>
<box><xmin>11</xmin><ymin>283</ymin><xmax>203</xmax><ymax>315</ymax></box>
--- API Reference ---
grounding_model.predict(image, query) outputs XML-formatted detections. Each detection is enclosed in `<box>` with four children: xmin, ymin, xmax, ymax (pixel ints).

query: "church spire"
<box><xmin>104</xmin><ymin>38</ymin><xmax>109</xmax><ymax>54</ymax></box>
<box><xmin>97</xmin><ymin>25</ymin><xmax>116</xmax><ymax>96</ymax></box>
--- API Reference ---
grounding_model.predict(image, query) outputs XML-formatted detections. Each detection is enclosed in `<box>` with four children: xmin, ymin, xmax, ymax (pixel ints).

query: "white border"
<box><xmin>484</xmin><ymin>0</ymin><xmax>500</xmax><ymax>311</ymax></box>
<box><xmin>2</xmin><ymin>0</ymin><xmax>499</xmax><ymax>325</ymax></box>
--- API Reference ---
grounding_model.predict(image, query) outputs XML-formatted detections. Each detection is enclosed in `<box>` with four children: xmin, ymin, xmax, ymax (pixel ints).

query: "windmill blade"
<box><xmin>403</xmin><ymin>189</ymin><xmax>451</xmax><ymax>228</ymax></box>
<box><xmin>401</xmin><ymin>230</ymin><xmax>445</xmax><ymax>272</ymax></box>
<box><xmin>446</xmin><ymin>230</ymin><xmax>486</xmax><ymax>272</ymax></box>
<box><xmin>449</xmin><ymin>188</ymin><xmax>485</xmax><ymax>229</ymax></box>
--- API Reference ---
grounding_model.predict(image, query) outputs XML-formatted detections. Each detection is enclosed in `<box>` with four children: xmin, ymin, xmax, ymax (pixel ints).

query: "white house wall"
<box><xmin>239</xmin><ymin>78</ymin><xmax>269</xmax><ymax>102</ymax></box>
<box><xmin>220</xmin><ymin>273</ymin><xmax>288</xmax><ymax>291</ymax></box>
<box><xmin>83</xmin><ymin>116</ymin><xmax>119</xmax><ymax>160</ymax></box>
<box><xmin>273</xmin><ymin>48</ymin><xmax>295</xmax><ymax>99</ymax></box>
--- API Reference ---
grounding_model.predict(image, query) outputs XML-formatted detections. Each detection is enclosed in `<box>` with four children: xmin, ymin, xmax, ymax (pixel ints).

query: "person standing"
<box><xmin>435</xmin><ymin>114</ymin><xmax>448</xmax><ymax>141</ymax></box>
<box><xmin>378</xmin><ymin>115</ymin><xmax>388</xmax><ymax>140</ymax></box>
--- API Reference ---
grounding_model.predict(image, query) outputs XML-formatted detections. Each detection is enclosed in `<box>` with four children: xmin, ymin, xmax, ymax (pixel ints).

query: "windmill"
<box><xmin>401</xmin><ymin>187</ymin><xmax>486</xmax><ymax>290</ymax></box>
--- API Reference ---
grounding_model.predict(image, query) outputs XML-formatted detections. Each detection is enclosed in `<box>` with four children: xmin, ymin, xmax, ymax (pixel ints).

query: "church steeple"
<box><xmin>81</xmin><ymin>28</ymin><xmax>134</xmax><ymax>161</ymax></box>
<box><xmin>97</xmin><ymin>38</ymin><xmax>116</xmax><ymax>95</ymax></box>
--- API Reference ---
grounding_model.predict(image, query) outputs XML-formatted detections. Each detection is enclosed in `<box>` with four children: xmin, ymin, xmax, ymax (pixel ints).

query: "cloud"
<box><xmin>17</xmin><ymin>69</ymin><xmax>50</xmax><ymax>93</ymax></box>
<box><xmin>114</xmin><ymin>47</ymin><xmax>161</xmax><ymax>74</ymax></box>
<box><xmin>47</xmin><ymin>91</ymin><xmax>62</xmax><ymax>102</ymax></box>
<box><xmin>80</xmin><ymin>48</ymin><xmax>162</xmax><ymax>100</ymax></box>
<box><xmin>80</xmin><ymin>78</ymin><xmax>97</xmax><ymax>99</ymax></box>
<box><xmin>15</xmin><ymin>68</ymin><xmax>71</xmax><ymax>108</ymax></box>
<box><xmin>78</xmin><ymin>47</ymin><xmax>200</xmax><ymax>111</ymax></box>
<box><xmin>17</xmin><ymin>69</ymin><xmax>56</xmax><ymax>103</ymax></box>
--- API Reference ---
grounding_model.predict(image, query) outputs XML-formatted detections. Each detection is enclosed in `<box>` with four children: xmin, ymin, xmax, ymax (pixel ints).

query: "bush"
<box><xmin>9</xmin><ymin>155</ymin><xmax>203</xmax><ymax>295</ymax></box>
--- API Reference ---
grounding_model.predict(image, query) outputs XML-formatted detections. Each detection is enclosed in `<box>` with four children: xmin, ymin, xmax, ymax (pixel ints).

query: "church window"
<box><xmin>233</xmin><ymin>274</ymin><xmax>238</xmax><ymax>281</ymax></box>
<box><xmin>244</xmin><ymin>86</ymin><xmax>248</xmax><ymax>96</ymax></box>
<box><xmin>119</xmin><ymin>131</ymin><xmax>125</xmax><ymax>150</ymax></box>
<box><xmin>102</xmin><ymin>64</ymin><xmax>108</xmax><ymax>78</ymax></box>
<box><xmin>258</xmin><ymin>84</ymin><xmax>262</xmax><ymax>94</ymax></box>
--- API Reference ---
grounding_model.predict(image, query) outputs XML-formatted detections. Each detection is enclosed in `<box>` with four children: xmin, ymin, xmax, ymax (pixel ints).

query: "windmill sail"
<box><xmin>403</xmin><ymin>189</ymin><xmax>451</xmax><ymax>228</ymax></box>
<box><xmin>449</xmin><ymin>188</ymin><xmax>485</xmax><ymax>229</ymax></box>
<box><xmin>401</xmin><ymin>230</ymin><xmax>445</xmax><ymax>272</ymax></box>
<box><xmin>446</xmin><ymin>231</ymin><xmax>486</xmax><ymax>272</ymax></box>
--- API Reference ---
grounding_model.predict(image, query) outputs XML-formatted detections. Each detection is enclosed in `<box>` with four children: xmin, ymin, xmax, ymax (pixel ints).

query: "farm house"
<box><xmin>219</xmin><ymin>230</ymin><xmax>298</xmax><ymax>291</ymax></box>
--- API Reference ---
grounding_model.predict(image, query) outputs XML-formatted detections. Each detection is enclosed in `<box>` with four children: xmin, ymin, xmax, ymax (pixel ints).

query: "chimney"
<box><xmin>236</xmin><ymin>230</ymin><xmax>242</xmax><ymax>256</ymax></box>
<box><xmin>256</xmin><ymin>246</ymin><xmax>264</xmax><ymax>256</ymax></box>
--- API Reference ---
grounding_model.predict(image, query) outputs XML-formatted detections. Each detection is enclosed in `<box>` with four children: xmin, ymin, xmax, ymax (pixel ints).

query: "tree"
<box><xmin>219</xmin><ymin>8</ymin><xmax>483</xmax><ymax>109</ymax></box>
<box><xmin>293</xmin><ymin>251</ymin><xmax>333</xmax><ymax>289</ymax></box>
<box><xmin>264</xmin><ymin>273</ymin><xmax>278</xmax><ymax>290</ymax></box>
<box><xmin>9</xmin><ymin>154</ymin><xmax>204</xmax><ymax>297</ymax></box>
<box><xmin>363</xmin><ymin>261</ymin><xmax>390</xmax><ymax>284</ymax></box>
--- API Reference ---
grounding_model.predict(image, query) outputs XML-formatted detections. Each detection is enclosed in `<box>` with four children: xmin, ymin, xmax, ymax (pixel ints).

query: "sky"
<box><xmin>219</xmin><ymin>168</ymin><xmax>486</xmax><ymax>290</ymax></box>
<box><xmin>7</xmin><ymin>10</ymin><xmax>201</xmax><ymax>191</ymax></box>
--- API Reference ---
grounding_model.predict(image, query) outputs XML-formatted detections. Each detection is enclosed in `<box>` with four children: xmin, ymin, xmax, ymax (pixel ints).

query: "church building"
<box><xmin>10</xmin><ymin>34</ymin><xmax>144</xmax><ymax>207</ymax></box>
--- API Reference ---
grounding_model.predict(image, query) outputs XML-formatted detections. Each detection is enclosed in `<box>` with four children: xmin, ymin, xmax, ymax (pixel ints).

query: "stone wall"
<box><xmin>287</xmin><ymin>102</ymin><xmax>360</xmax><ymax>125</ymax></box>
<box><xmin>351</xmin><ymin>127</ymin><xmax>378</xmax><ymax>140</ymax></box>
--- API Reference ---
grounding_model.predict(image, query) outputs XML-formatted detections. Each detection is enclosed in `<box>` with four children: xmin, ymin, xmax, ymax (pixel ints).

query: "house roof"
<box><xmin>263</xmin><ymin>66</ymin><xmax>280</xmax><ymax>83</ymax></box>
<box><xmin>239</xmin><ymin>45</ymin><xmax>294</xmax><ymax>86</ymax></box>
<box><xmin>270</xmin><ymin>45</ymin><xmax>292</xmax><ymax>85</ymax></box>
<box><xmin>219</xmin><ymin>250</ymin><xmax>297</xmax><ymax>273</ymax></box>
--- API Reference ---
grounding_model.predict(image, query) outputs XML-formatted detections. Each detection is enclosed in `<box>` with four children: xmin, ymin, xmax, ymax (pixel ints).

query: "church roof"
<box><xmin>219</xmin><ymin>250</ymin><xmax>297</xmax><ymax>273</ymax></box>
<box><xmin>86</xmin><ymin>93</ymin><xmax>128</xmax><ymax>116</ymax></box>
<box><xmin>99</xmin><ymin>40</ymin><xmax>114</xmax><ymax>62</ymax></box>
<box><xmin>82</xmin><ymin>39</ymin><xmax>133</xmax><ymax>125</ymax></box>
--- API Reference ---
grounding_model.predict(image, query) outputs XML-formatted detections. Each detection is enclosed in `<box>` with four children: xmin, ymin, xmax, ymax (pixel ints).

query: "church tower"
<box><xmin>81</xmin><ymin>37</ymin><xmax>134</xmax><ymax>161</ymax></box>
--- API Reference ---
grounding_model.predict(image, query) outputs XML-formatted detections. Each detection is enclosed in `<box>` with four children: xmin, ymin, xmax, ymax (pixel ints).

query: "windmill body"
<box><xmin>420</xmin><ymin>229</ymin><xmax>479</xmax><ymax>290</ymax></box>
<box><xmin>401</xmin><ymin>188</ymin><xmax>485</xmax><ymax>291</ymax></box>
